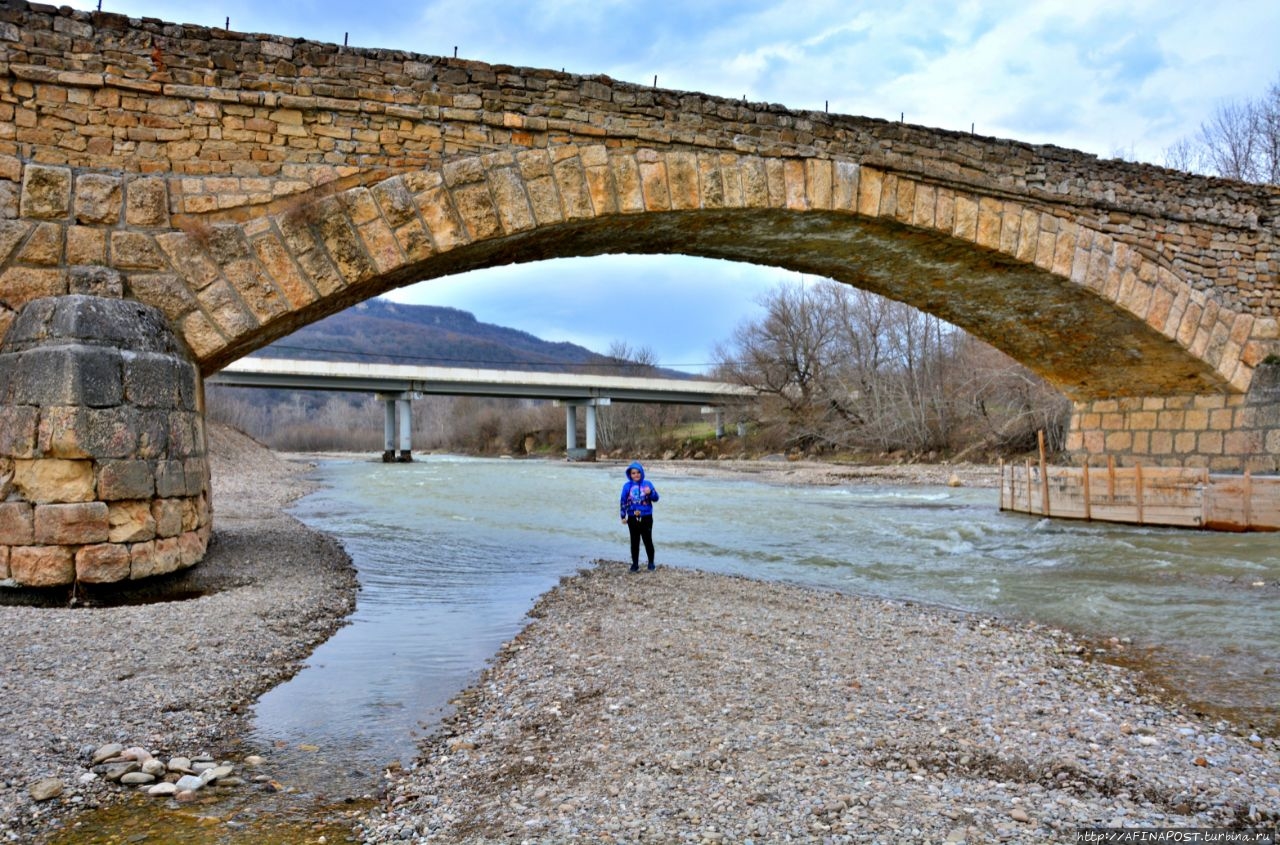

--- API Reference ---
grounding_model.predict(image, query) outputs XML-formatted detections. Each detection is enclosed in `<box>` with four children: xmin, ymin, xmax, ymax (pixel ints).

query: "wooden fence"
<box><xmin>999</xmin><ymin>452</ymin><xmax>1280</xmax><ymax>531</ymax></box>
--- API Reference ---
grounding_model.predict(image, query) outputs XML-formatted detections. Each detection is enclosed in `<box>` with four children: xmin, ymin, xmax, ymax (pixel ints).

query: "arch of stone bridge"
<box><xmin>152</xmin><ymin>145</ymin><xmax>1246</xmax><ymax>401</ymax></box>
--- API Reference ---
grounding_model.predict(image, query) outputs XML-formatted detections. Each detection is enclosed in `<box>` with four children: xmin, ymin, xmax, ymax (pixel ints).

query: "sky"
<box><xmin>65</xmin><ymin>0</ymin><xmax>1280</xmax><ymax>372</ymax></box>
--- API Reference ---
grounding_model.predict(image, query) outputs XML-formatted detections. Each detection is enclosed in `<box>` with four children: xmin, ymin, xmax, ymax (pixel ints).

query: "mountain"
<box><xmin>253</xmin><ymin>298</ymin><xmax>635</xmax><ymax>373</ymax></box>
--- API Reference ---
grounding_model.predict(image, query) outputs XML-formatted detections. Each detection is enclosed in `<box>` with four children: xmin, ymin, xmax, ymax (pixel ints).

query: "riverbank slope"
<box><xmin>0</xmin><ymin>425</ymin><xmax>359</xmax><ymax>841</ymax></box>
<box><xmin>360</xmin><ymin>564</ymin><xmax>1278</xmax><ymax>842</ymax></box>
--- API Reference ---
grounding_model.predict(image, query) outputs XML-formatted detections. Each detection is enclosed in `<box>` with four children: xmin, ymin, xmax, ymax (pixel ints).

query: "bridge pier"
<box><xmin>378</xmin><ymin>392</ymin><xmax>416</xmax><ymax>462</ymax></box>
<box><xmin>558</xmin><ymin>398</ymin><xmax>609</xmax><ymax>461</ymax></box>
<box><xmin>0</xmin><ymin>296</ymin><xmax>210</xmax><ymax>588</ymax></box>
<box><xmin>1065</xmin><ymin>363</ymin><xmax>1280</xmax><ymax>473</ymax></box>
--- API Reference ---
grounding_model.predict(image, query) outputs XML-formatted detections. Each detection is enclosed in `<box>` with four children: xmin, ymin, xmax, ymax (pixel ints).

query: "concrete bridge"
<box><xmin>0</xmin><ymin>1</ymin><xmax>1279</xmax><ymax>586</ymax></box>
<box><xmin>208</xmin><ymin>356</ymin><xmax>751</xmax><ymax>461</ymax></box>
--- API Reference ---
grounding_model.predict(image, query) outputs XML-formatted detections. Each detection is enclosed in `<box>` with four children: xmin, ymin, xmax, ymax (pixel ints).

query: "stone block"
<box><xmin>152</xmin><ymin>536</ymin><xmax>182</xmax><ymax>576</ymax></box>
<box><xmin>152</xmin><ymin>498</ymin><xmax>184</xmax><ymax>538</ymax></box>
<box><xmin>180</xmin><ymin>497</ymin><xmax>200</xmax><ymax>532</ymax></box>
<box><xmin>0</xmin><ymin>405</ymin><xmax>39</xmax><ymax>458</ymax></box>
<box><xmin>183</xmin><ymin>457</ymin><xmax>208</xmax><ymax>496</ymax></box>
<box><xmin>9</xmin><ymin>545</ymin><xmax>74</xmax><ymax>587</ymax></box>
<box><xmin>15</xmin><ymin>345</ymin><xmax>122</xmax><ymax>408</ymax></box>
<box><xmin>154</xmin><ymin>459</ymin><xmax>187</xmax><ymax>498</ymax></box>
<box><xmin>124</xmin><ymin>176</ymin><xmax>169</xmax><ymax>227</ymax></box>
<box><xmin>123</xmin><ymin>355</ymin><xmax>182</xmax><ymax>409</ymax></box>
<box><xmin>108</xmin><ymin>499</ymin><xmax>155</xmax><ymax>543</ymax></box>
<box><xmin>37</xmin><ymin>406</ymin><xmax>92</xmax><ymax>459</ymax></box>
<box><xmin>76</xmin><ymin>542</ymin><xmax>131</xmax><ymax>583</ymax></box>
<box><xmin>13</xmin><ymin>458</ymin><xmax>96</xmax><ymax>503</ymax></box>
<box><xmin>34</xmin><ymin>501</ymin><xmax>109</xmax><ymax>544</ymax></box>
<box><xmin>73</xmin><ymin>173</ymin><xmax>122</xmax><ymax>224</ymax></box>
<box><xmin>97</xmin><ymin>459</ymin><xmax>155</xmax><ymax>500</ymax></box>
<box><xmin>0</xmin><ymin>546</ymin><xmax>7</xmax><ymax>580</ymax></box>
<box><xmin>68</xmin><ymin>265</ymin><xmax>123</xmax><ymax>297</ymax></box>
<box><xmin>19</xmin><ymin>222</ymin><xmax>65</xmax><ymax>266</ymax></box>
<box><xmin>128</xmin><ymin>540</ymin><xmax>157</xmax><ymax>579</ymax></box>
<box><xmin>20</xmin><ymin>164</ymin><xmax>72</xmax><ymax>220</ymax></box>
<box><xmin>177</xmin><ymin>530</ymin><xmax>204</xmax><ymax>567</ymax></box>
<box><xmin>0</xmin><ymin>501</ymin><xmax>34</xmax><ymax>545</ymax></box>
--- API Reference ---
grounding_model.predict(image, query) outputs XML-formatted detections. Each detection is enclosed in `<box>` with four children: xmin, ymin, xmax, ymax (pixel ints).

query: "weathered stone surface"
<box><xmin>128</xmin><ymin>539</ymin><xmax>157</xmax><ymax>579</ymax></box>
<box><xmin>13</xmin><ymin>459</ymin><xmax>96</xmax><ymax>503</ymax></box>
<box><xmin>108</xmin><ymin>499</ymin><xmax>156</xmax><ymax>543</ymax></box>
<box><xmin>152</xmin><ymin>498</ymin><xmax>184</xmax><ymax>538</ymax></box>
<box><xmin>34</xmin><ymin>501</ymin><xmax>109</xmax><ymax>544</ymax></box>
<box><xmin>73</xmin><ymin>172</ymin><xmax>122</xmax><ymax>224</ymax></box>
<box><xmin>20</xmin><ymin>164</ymin><xmax>71</xmax><ymax>220</ymax></box>
<box><xmin>0</xmin><ymin>501</ymin><xmax>34</xmax><ymax>545</ymax></box>
<box><xmin>14</xmin><ymin>345</ymin><xmax>123</xmax><ymax>408</ymax></box>
<box><xmin>68</xmin><ymin>265</ymin><xmax>124</xmax><ymax>297</ymax></box>
<box><xmin>152</xmin><ymin>536</ymin><xmax>182</xmax><ymax>575</ymax></box>
<box><xmin>9</xmin><ymin>545</ymin><xmax>75</xmax><ymax>587</ymax></box>
<box><xmin>75</xmin><ymin>542</ymin><xmax>131</xmax><ymax>583</ymax></box>
<box><xmin>97</xmin><ymin>459</ymin><xmax>155</xmax><ymax>500</ymax></box>
<box><xmin>124</xmin><ymin>176</ymin><xmax>168</xmax><ymax>227</ymax></box>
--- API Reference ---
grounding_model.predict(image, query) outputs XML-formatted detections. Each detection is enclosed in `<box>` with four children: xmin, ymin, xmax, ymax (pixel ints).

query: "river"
<box><xmin>249</xmin><ymin>454</ymin><xmax>1278</xmax><ymax>802</ymax></box>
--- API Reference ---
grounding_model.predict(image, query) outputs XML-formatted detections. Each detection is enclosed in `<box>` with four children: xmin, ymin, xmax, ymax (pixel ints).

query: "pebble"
<box><xmin>27</xmin><ymin>779</ymin><xmax>64</xmax><ymax>803</ymax></box>
<box><xmin>358</xmin><ymin>565</ymin><xmax>1280</xmax><ymax>843</ymax></box>
<box><xmin>0</xmin><ymin>424</ymin><xmax>359</xmax><ymax>843</ymax></box>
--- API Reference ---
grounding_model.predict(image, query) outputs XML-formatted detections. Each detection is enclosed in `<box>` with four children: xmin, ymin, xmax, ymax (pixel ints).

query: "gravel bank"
<box><xmin>0</xmin><ymin>425</ymin><xmax>358</xmax><ymax>842</ymax></box>
<box><xmin>361</xmin><ymin>565</ymin><xmax>1278</xmax><ymax>843</ymax></box>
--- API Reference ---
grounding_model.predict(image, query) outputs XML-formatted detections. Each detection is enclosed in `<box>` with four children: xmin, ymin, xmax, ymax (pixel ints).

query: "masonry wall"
<box><xmin>1067</xmin><ymin>362</ymin><xmax>1280</xmax><ymax>472</ymax></box>
<box><xmin>0</xmin><ymin>0</ymin><xmax>1276</xmax><ymax>320</ymax></box>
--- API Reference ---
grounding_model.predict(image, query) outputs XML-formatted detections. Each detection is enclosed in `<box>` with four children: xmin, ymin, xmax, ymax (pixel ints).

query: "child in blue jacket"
<box><xmin>619</xmin><ymin>461</ymin><xmax>659</xmax><ymax>571</ymax></box>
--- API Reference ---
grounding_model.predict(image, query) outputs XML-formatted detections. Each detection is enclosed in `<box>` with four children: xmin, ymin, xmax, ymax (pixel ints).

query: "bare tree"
<box><xmin>715</xmin><ymin>279</ymin><xmax>1069</xmax><ymax>458</ymax></box>
<box><xmin>1164</xmin><ymin>73</ymin><xmax>1280</xmax><ymax>185</ymax></box>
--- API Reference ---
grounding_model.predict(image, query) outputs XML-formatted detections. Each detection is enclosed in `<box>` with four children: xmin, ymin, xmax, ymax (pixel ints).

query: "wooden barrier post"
<box><xmin>1082</xmin><ymin>459</ymin><xmax>1092</xmax><ymax>521</ymax></box>
<box><xmin>1038</xmin><ymin>430</ymin><xmax>1050</xmax><ymax>516</ymax></box>
<box><xmin>998</xmin><ymin>458</ymin><xmax>1005</xmax><ymax>510</ymax></box>
<box><xmin>1135</xmin><ymin>463</ymin><xmax>1144</xmax><ymax>525</ymax></box>
<box><xmin>1107</xmin><ymin>455</ymin><xmax>1116</xmax><ymax>501</ymax></box>
<box><xmin>1244</xmin><ymin>469</ymin><xmax>1253</xmax><ymax>529</ymax></box>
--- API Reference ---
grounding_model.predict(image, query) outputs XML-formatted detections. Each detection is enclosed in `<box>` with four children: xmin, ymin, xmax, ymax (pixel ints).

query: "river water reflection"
<box><xmin>252</xmin><ymin>455</ymin><xmax>1279</xmax><ymax>799</ymax></box>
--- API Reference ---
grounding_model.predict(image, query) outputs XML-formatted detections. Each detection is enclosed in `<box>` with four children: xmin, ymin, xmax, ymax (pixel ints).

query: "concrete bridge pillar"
<box><xmin>377</xmin><ymin>392</ymin><xmax>415</xmax><ymax>462</ymax></box>
<box><xmin>558</xmin><ymin>399</ymin><xmax>608</xmax><ymax>461</ymax></box>
<box><xmin>0</xmin><ymin>296</ymin><xmax>210</xmax><ymax>588</ymax></box>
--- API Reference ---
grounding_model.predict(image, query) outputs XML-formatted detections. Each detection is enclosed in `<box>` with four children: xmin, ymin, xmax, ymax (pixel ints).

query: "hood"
<box><xmin>624</xmin><ymin>461</ymin><xmax>645</xmax><ymax>481</ymax></box>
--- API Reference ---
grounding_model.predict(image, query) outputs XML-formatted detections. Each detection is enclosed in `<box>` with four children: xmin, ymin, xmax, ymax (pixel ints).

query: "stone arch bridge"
<box><xmin>0</xmin><ymin>1</ymin><xmax>1278</xmax><ymax>586</ymax></box>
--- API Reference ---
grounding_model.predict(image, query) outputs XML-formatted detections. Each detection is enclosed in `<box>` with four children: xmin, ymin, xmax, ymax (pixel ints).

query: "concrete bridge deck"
<box><xmin>208</xmin><ymin>356</ymin><xmax>750</xmax><ymax>461</ymax></box>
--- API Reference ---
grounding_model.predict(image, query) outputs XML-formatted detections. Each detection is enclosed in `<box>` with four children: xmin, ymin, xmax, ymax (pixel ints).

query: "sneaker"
<box><xmin>647</xmin><ymin>563</ymin><xmax>655</xmax><ymax>571</ymax></box>
<box><xmin>629</xmin><ymin>563</ymin><xmax>639</xmax><ymax>572</ymax></box>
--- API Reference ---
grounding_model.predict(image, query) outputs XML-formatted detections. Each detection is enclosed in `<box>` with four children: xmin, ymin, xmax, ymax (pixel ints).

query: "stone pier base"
<box><xmin>0</xmin><ymin>296</ymin><xmax>210</xmax><ymax>588</ymax></box>
<box><xmin>1065</xmin><ymin>362</ymin><xmax>1280</xmax><ymax>473</ymax></box>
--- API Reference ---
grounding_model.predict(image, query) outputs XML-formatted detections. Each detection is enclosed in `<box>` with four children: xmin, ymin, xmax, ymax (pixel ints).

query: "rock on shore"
<box><xmin>0</xmin><ymin>424</ymin><xmax>358</xmax><ymax>841</ymax></box>
<box><xmin>361</xmin><ymin>565</ymin><xmax>1278</xmax><ymax>844</ymax></box>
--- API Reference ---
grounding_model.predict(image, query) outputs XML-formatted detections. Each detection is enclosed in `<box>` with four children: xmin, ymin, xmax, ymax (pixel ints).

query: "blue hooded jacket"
<box><xmin>620</xmin><ymin>461</ymin><xmax>659</xmax><ymax>520</ymax></box>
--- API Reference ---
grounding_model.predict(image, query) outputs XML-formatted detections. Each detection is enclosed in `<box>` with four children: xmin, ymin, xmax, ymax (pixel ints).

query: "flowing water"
<box><xmin>48</xmin><ymin>455</ymin><xmax>1279</xmax><ymax>843</ymax></box>
<box><xmin>256</xmin><ymin>456</ymin><xmax>1279</xmax><ymax>781</ymax></box>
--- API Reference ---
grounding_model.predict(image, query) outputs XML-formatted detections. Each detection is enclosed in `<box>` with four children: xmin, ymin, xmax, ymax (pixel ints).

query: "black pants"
<box><xmin>627</xmin><ymin>514</ymin><xmax>654</xmax><ymax>565</ymax></box>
